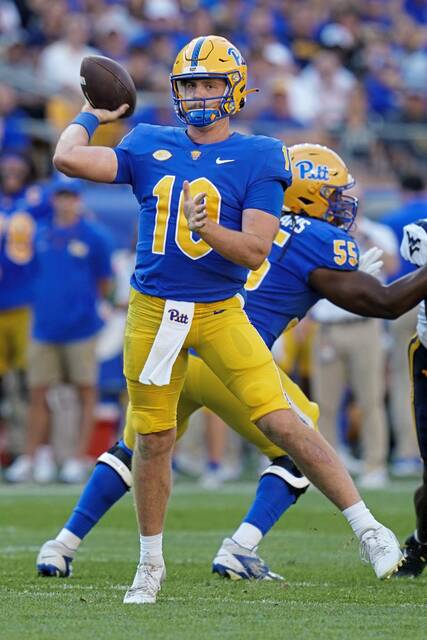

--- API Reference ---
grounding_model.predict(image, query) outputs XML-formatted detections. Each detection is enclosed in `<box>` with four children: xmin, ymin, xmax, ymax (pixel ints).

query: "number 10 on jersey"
<box><xmin>152</xmin><ymin>176</ymin><xmax>221</xmax><ymax>260</ymax></box>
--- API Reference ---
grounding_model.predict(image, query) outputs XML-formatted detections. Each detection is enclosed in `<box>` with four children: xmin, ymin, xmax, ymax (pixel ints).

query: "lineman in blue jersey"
<box><xmin>51</xmin><ymin>35</ymin><xmax>406</xmax><ymax>603</ymax></box>
<box><xmin>39</xmin><ymin>143</ymin><xmax>427</xmax><ymax>585</ymax></box>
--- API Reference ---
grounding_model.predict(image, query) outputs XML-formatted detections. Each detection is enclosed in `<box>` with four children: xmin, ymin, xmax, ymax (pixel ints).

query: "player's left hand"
<box><xmin>359</xmin><ymin>246</ymin><xmax>384</xmax><ymax>277</ymax></box>
<box><xmin>183</xmin><ymin>180</ymin><xmax>207</xmax><ymax>231</ymax></box>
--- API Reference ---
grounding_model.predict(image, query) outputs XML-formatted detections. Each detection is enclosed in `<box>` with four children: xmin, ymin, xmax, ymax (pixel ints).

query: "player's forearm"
<box><xmin>345</xmin><ymin>269</ymin><xmax>427</xmax><ymax>319</ymax></box>
<box><xmin>198</xmin><ymin>219</ymin><xmax>271</xmax><ymax>270</ymax></box>
<box><xmin>53</xmin><ymin>125</ymin><xmax>91</xmax><ymax>175</ymax></box>
<box><xmin>53</xmin><ymin>118</ymin><xmax>117</xmax><ymax>182</ymax></box>
<box><xmin>375</xmin><ymin>268</ymin><xmax>427</xmax><ymax>318</ymax></box>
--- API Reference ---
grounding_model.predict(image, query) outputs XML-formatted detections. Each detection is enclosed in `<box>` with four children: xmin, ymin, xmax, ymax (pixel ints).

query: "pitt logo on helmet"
<box><xmin>296</xmin><ymin>160</ymin><xmax>330</xmax><ymax>181</ymax></box>
<box><xmin>170</xmin><ymin>35</ymin><xmax>258</xmax><ymax>127</ymax></box>
<box><xmin>285</xmin><ymin>144</ymin><xmax>358</xmax><ymax>231</ymax></box>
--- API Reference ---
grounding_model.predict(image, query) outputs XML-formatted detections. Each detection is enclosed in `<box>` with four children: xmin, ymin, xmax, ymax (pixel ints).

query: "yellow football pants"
<box><xmin>123</xmin><ymin>352</ymin><xmax>319</xmax><ymax>460</ymax></box>
<box><xmin>124</xmin><ymin>289</ymin><xmax>294</xmax><ymax>435</ymax></box>
<box><xmin>0</xmin><ymin>306</ymin><xmax>31</xmax><ymax>376</ymax></box>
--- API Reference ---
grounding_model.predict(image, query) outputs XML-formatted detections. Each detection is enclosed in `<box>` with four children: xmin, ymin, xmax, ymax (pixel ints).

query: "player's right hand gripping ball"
<box><xmin>80</xmin><ymin>55</ymin><xmax>136</xmax><ymax>118</ymax></box>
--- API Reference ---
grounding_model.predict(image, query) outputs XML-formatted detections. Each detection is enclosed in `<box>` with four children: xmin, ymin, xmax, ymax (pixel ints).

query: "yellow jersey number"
<box><xmin>152</xmin><ymin>176</ymin><xmax>221</xmax><ymax>260</ymax></box>
<box><xmin>245</xmin><ymin>228</ymin><xmax>291</xmax><ymax>291</ymax></box>
<box><xmin>0</xmin><ymin>211</ymin><xmax>36</xmax><ymax>265</ymax></box>
<box><xmin>333</xmin><ymin>239</ymin><xmax>358</xmax><ymax>267</ymax></box>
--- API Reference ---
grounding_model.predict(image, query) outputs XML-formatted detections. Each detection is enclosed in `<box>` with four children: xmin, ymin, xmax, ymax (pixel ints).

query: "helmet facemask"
<box><xmin>321</xmin><ymin>183</ymin><xmax>358</xmax><ymax>231</ymax></box>
<box><xmin>171</xmin><ymin>71</ymin><xmax>242</xmax><ymax>127</ymax></box>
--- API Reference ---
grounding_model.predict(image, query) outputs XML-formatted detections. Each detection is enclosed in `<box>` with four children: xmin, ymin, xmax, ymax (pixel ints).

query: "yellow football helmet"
<box><xmin>284</xmin><ymin>144</ymin><xmax>358</xmax><ymax>230</ymax></box>
<box><xmin>170</xmin><ymin>35</ymin><xmax>255</xmax><ymax>127</ymax></box>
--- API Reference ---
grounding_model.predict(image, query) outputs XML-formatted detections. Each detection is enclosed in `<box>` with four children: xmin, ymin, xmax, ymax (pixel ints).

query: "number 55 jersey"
<box><xmin>245</xmin><ymin>213</ymin><xmax>360</xmax><ymax>349</ymax></box>
<box><xmin>113</xmin><ymin>123</ymin><xmax>291</xmax><ymax>302</ymax></box>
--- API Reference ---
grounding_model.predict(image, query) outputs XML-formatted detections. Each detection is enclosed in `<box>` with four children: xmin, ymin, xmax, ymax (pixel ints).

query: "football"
<box><xmin>80</xmin><ymin>55</ymin><xmax>137</xmax><ymax>118</ymax></box>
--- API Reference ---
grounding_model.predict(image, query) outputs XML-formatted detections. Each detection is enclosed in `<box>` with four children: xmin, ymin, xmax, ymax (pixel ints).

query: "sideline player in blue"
<box><xmin>38</xmin><ymin>141</ymin><xmax>427</xmax><ymax>585</ymax></box>
<box><xmin>0</xmin><ymin>152</ymin><xmax>51</xmax><ymax>462</ymax></box>
<box><xmin>49</xmin><ymin>35</ymin><xmax>405</xmax><ymax>602</ymax></box>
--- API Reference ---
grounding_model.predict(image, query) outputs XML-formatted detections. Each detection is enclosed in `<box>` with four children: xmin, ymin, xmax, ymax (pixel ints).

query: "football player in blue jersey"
<box><xmin>50</xmin><ymin>35</ymin><xmax>405</xmax><ymax>603</ymax></box>
<box><xmin>39</xmin><ymin>139</ymin><xmax>427</xmax><ymax>586</ymax></box>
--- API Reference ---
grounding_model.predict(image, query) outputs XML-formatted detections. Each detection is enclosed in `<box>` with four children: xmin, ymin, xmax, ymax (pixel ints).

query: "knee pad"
<box><xmin>97</xmin><ymin>442</ymin><xmax>133</xmax><ymax>489</ymax></box>
<box><xmin>261</xmin><ymin>455</ymin><xmax>310</xmax><ymax>500</ymax></box>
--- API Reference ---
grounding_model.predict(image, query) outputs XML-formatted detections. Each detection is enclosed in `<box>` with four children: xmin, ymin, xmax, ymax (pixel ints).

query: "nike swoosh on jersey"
<box><xmin>216</xmin><ymin>158</ymin><xmax>235</xmax><ymax>164</ymax></box>
<box><xmin>213</xmin><ymin>309</ymin><xmax>225</xmax><ymax>314</ymax></box>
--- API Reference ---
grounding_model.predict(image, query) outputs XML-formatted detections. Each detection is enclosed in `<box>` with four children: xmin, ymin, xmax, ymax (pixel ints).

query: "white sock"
<box><xmin>342</xmin><ymin>500</ymin><xmax>382</xmax><ymax>540</ymax></box>
<box><xmin>140</xmin><ymin>533</ymin><xmax>163</xmax><ymax>565</ymax></box>
<box><xmin>56</xmin><ymin>528</ymin><xmax>81</xmax><ymax>552</ymax></box>
<box><xmin>232</xmin><ymin>522</ymin><xmax>263</xmax><ymax>550</ymax></box>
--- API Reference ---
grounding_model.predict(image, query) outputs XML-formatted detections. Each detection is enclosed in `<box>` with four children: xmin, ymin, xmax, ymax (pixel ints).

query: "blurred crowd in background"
<box><xmin>1</xmin><ymin>0</ymin><xmax>427</xmax><ymax>488</ymax></box>
<box><xmin>1</xmin><ymin>0</ymin><xmax>427</xmax><ymax>176</ymax></box>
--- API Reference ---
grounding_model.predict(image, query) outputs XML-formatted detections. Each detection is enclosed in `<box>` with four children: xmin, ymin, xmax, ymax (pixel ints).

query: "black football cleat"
<box><xmin>395</xmin><ymin>534</ymin><xmax>427</xmax><ymax>578</ymax></box>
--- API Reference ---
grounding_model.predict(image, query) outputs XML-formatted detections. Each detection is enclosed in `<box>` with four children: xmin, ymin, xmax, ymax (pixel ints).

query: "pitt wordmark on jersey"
<box><xmin>113</xmin><ymin>123</ymin><xmax>291</xmax><ymax>301</ymax></box>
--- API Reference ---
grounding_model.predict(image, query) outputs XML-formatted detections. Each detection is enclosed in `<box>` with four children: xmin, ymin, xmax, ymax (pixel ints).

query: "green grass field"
<box><xmin>1</xmin><ymin>481</ymin><xmax>426</xmax><ymax>640</ymax></box>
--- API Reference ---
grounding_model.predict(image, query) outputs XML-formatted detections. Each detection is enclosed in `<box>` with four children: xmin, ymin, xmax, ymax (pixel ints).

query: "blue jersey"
<box><xmin>33</xmin><ymin>218</ymin><xmax>112</xmax><ymax>342</ymax></box>
<box><xmin>245</xmin><ymin>215</ymin><xmax>360</xmax><ymax>348</ymax></box>
<box><xmin>113</xmin><ymin>124</ymin><xmax>291</xmax><ymax>302</ymax></box>
<box><xmin>0</xmin><ymin>184</ymin><xmax>51</xmax><ymax>311</ymax></box>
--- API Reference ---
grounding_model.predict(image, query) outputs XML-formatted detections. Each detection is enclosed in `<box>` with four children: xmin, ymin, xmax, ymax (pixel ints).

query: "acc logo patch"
<box><xmin>296</xmin><ymin>160</ymin><xmax>329</xmax><ymax>181</ymax></box>
<box><xmin>68</xmin><ymin>240</ymin><xmax>89</xmax><ymax>258</ymax></box>
<box><xmin>153</xmin><ymin>149</ymin><xmax>172</xmax><ymax>161</ymax></box>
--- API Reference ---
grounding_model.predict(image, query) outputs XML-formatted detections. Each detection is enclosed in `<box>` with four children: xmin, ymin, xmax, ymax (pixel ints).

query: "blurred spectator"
<box><xmin>311</xmin><ymin>205</ymin><xmax>399</xmax><ymax>488</ymax></box>
<box><xmin>5</xmin><ymin>178</ymin><xmax>113</xmax><ymax>484</ymax></box>
<box><xmin>0</xmin><ymin>1</ymin><xmax>21</xmax><ymax>35</ymax></box>
<box><xmin>362</xmin><ymin>36</ymin><xmax>402</xmax><ymax>118</ymax></box>
<box><xmin>253</xmin><ymin>78</ymin><xmax>305</xmax><ymax>134</ymax></box>
<box><xmin>382</xmin><ymin>173</ymin><xmax>427</xmax><ymax>475</ymax></box>
<box><xmin>0</xmin><ymin>151</ymin><xmax>50</xmax><ymax>465</ymax></box>
<box><xmin>289</xmin><ymin>48</ymin><xmax>356</xmax><ymax>128</ymax></box>
<box><xmin>25</xmin><ymin>0</ymin><xmax>70</xmax><ymax>47</ymax></box>
<box><xmin>318</xmin><ymin>5</ymin><xmax>364</xmax><ymax>70</ymax></box>
<box><xmin>92</xmin><ymin>5</ymin><xmax>138</xmax><ymax>61</ymax></box>
<box><xmin>38</xmin><ymin>12</ymin><xmax>98</xmax><ymax>94</ymax></box>
<box><xmin>125</xmin><ymin>40</ymin><xmax>158</xmax><ymax>92</ymax></box>
<box><xmin>284</xmin><ymin>1</ymin><xmax>322</xmax><ymax>67</ymax></box>
<box><xmin>385</xmin><ymin>91</ymin><xmax>427</xmax><ymax>173</ymax></box>
<box><xmin>405</xmin><ymin>0</ymin><xmax>427</xmax><ymax>24</ymax></box>
<box><xmin>340</xmin><ymin>82</ymin><xmax>378</xmax><ymax>167</ymax></box>
<box><xmin>0</xmin><ymin>82</ymin><xmax>29</xmax><ymax>152</ymax></box>
<box><xmin>0</xmin><ymin>0</ymin><xmax>425</xmax><ymax>177</ymax></box>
